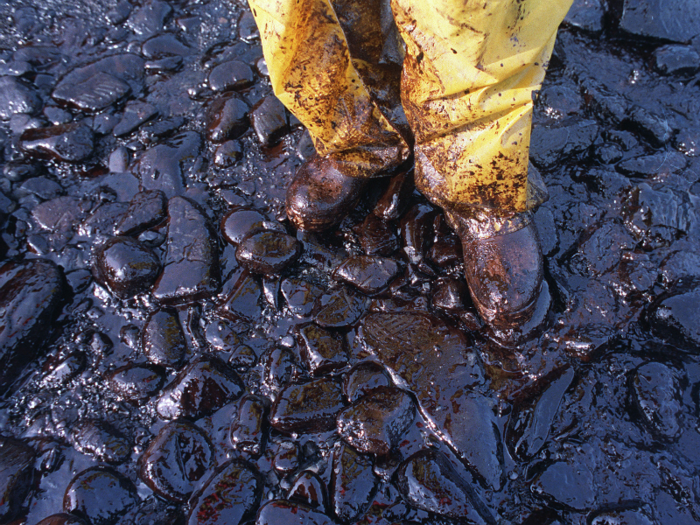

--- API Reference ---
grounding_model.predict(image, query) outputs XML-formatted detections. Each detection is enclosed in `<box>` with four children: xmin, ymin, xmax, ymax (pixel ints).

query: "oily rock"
<box><xmin>236</xmin><ymin>230</ymin><xmax>301</xmax><ymax>275</ymax></box>
<box><xmin>631</xmin><ymin>362</ymin><xmax>683</xmax><ymax>441</ymax></box>
<box><xmin>93</xmin><ymin>236</ymin><xmax>161</xmax><ymax>298</ymax></box>
<box><xmin>142</xmin><ymin>308</ymin><xmax>187</xmax><ymax>368</ymax></box>
<box><xmin>331</xmin><ymin>443</ymin><xmax>378</xmax><ymax>522</ymax></box>
<box><xmin>270</xmin><ymin>378</ymin><xmax>345</xmax><ymax>434</ymax></box>
<box><xmin>64</xmin><ymin>467</ymin><xmax>139</xmax><ymax>525</ymax></box>
<box><xmin>0</xmin><ymin>437</ymin><xmax>36</xmax><ymax>523</ymax></box>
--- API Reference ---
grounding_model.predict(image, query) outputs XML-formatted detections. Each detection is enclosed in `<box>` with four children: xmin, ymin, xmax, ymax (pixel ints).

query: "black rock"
<box><xmin>432</xmin><ymin>278</ymin><xmax>469</xmax><ymax>312</ymax></box>
<box><xmin>0</xmin><ymin>437</ymin><xmax>36</xmax><ymax>523</ymax></box>
<box><xmin>127</xmin><ymin>0</ymin><xmax>172</xmax><ymax>36</ymax></box>
<box><xmin>564</xmin><ymin>0</ymin><xmax>605</xmax><ymax>32</ymax></box>
<box><xmin>20</xmin><ymin>123</ymin><xmax>94</xmax><ymax>162</ymax></box>
<box><xmin>334</xmin><ymin>255</ymin><xmax>400</xmax><ymax>295</ymax></box>
<box><xmin>156</xmin><ymin>356</ymin><xmax>244</xmax><ymax>419</ymax></box>
<box><xmin>260</xmin><ymin>347</ymin><xmax>296</xmax><ymax>401</ymax></box>
<box><xmin>623</xmin><ymin>106</ymin><xmax>672</xmax><ymax>147</ymax></box>
<box><xmin>281</xmin><ymin>278</ymin><xmax>322</xmax><ymax>317</ymax></box>
<box><xmin>71</xmin><ymin>419</ymin><xmax>131</xmax><ymax>464</ymax></box>
<box><xmin>590</xmin><ymin>508</ymin><xmax>655</xmax><ymax>525</ymax></box>
<box><xmin>568</xmin><ymin>221</ymin><xmax>636</xmax><ymax>276</ymax></box>
<box><xmin>115</xmin><ymin>497</ymin><xmax>182</xmax><ymax>525</ymax></box>
<box><xmin>141</xmin><ymin>34</ymin><xmax>190</xmax><ymax>59</ymax></box>
<box><xmin>36</xmin><ymin>514</ymin><xmax>87</xmax><ymax>525</ymax></box>
<box><xmin>654</xmin><ymin>45</ymin><xmax>700</xmax><ymax>75</ymax></box>
<box><xmin>138</xmin><ymin>421</ymin><xmax>213</xmax><ymax>503</ymax></box>
<box><xmin>41</xmin><ymin>351</ymin><xmax>86</xmax><ymax>388</ymax></box>
<box><xmin>354</xmin><ymin>213</ymin><xmax>401</xmax><ymax>256</ymax></box>
<box><xmin>331</xmin><ymin>443</ymin><xmax>378</xmax><ymax>522</ymax></box>
<box><xmin>107</xmin><ymin>364</ymin><xmax>165</xmax><ymax>403</ymax></box>
<box><xmin>399</xmin><ymin>202</ymin><xmax>437</xmax><ymax>264</ymax></box>
<box><xmin>270</xmin><ymin>378</ymin><xmax>346</xmax><ymax>433</ymax></box>
<box><xmin>314</xmin><ymin>287</ymin><xmax>367</xmax><ymax>328</ymax></box>
<box><xmin>298</xmin><ymin>323</ymin><xmax>348</xmax><ymax>376</ymax></box>
<box><xmin>359</xmin><ymin>313</ymin><xmax>501</xmax><ymax>489</ymax></box>
<box><xmin>230</xmin><ymin>394</ymin><xmax>267</xmax><ymax>457</ymax></box>
<box><xmin>374</xmin><ymin>168</ymin><xmax>415</xmax><ymax>221</ymax></box>
<box><xmin>530</xmin><ymin>118</ymin><xmax>598</xmax><ymax>169</ymax></box>
<box><xmin>64</xmin><ymin>467</ymin><xmax>140</xmax><ymax>525</ymax></box>
<box><xmin>249</xmin><ymin>95</ymin><xmax>288</xmax><ymax>146</ymax></box>
<box><xmin>659</xmin><ymin>250</ymin><xmax>700</xmax><ymax>286</ymax></box>
<box><xmin>648</xmin><ymin>288</ymin><xmax>700</xmax><ymax>351</ymax></box>
<box><xmin>143</xmin><ymin>309</ymin><xmax>187</xmax><ymax>368</ymax></box>
<box><xmin>343</xmin><ymin>362</ymin><xmax>392</xmax><ymax>403</ymax></box>
<box><xmin>53</xmin><ymin>55</ymin><xmax>144</xmax><ymax>112</ymax></box>
<box><xmin>427</xmin><ymin>234</ymin><xmax>462</xmax><ymax>268</ymax></box>
<box><xmin>0</xmin><ymin>259</ymin><xmax>69</xmax><ymax>394</ymax></box>
<box><xmin>209</xmin><ymin>60</ymin><xmax>255</xmax><ymax>92</ymax></box>
<box><xmin>153</xmin><ymin>196</ymin><xmax>220</xmax><ymax>303</ymax></box>
<box><xmin>137</xmin><ymin>132</ymin><xmax>202</xmax><ymax>197</ymax></box>
<box><xmin>617</xmin><ymin>152</ymin><xmax>687</xmax><ymax>178</ymax></box>
<box><xmin>112</xmin><ymin>102</ymin><xmax>157</xmax><ymax>137</ymax></box>
<box><xmin>288</xmin><ymin>471</ymin><xmax>328</xmax><ymax>512</ymax></box>
<box><xmin>218</xmin><ymin>271</ymin><xmax>262</xmax><ymax>322</ymax></box>
<box><xmin>531</xmin><ymin>461</ymin><xmax>596</xmax><ymax>511</ymax></box>
<box><xmin>271</xmin><ymin>439</ymin><xmax>299</xmax><ymax>474</ymax></box>
<box><xmin>0</xmin><ymin>76</ymin><xmax>40</xmax><ymax>119</ymax></box>
<box><xmin>213</xmin><ymin>140</ymin><xmax>243</xmax><ymax>167</ymax></box>
<box><xmin>337</xmin><ymin>386</ymin><xmax>416</xmax><ymax>455</ymax></box>
<box><xmin>236</xmin><ymin>231</ymin><xmax>301</xmax><ymax>275</ymax></box>
<box><xmin>619</xmin><ymin>0</ymin><xmax>700</xmax><ymax>43</ymax></box>
<box><xmin>631</xmin><ymin>362</ymin><xmax>682</xmax><ymax>441</ymax></box>
<box><xmin>92</xmin><ymin>236</ymin><xmax>161</xmax><ymax>298</ymax></box>
<box><xmin>256</xmin><ymin>500</ymin><xmax>338</xmax><ymax>525</ymax></box>
<box><xmin>207</xmin><ymin>95</ymin><xmax>249</xmax><ymax>143</ymax></box>
<box><xmin>221</xmin><ymin>208</ymin><xmax>271</xmax><ymax>245</ymax></box>
<box><xmin>115</xmin><ymin>190</ymin><xmax>167</xmax><ymax>236</ymax></box>
<box><xmin>187</xmin><ymin>460</ymin><xmax>262</xmax><ymax>525</ymax></box>
<box><xmin>396</xmin><ymin>449</ymin><xmax>492</xmax><ymax>524</ymax></box>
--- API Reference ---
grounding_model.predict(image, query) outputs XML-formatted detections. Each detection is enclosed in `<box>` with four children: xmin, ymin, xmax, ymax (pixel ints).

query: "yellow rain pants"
<box><xmin>247</xmin><ymin>0</ymin><xmax>573</xmax><ymax>215</ymax></box>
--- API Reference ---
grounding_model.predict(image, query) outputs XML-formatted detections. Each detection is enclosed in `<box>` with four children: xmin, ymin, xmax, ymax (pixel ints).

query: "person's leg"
<box><xmin>248</xmin><ymin>0</ymin><xmax>410</xmax><ymax>230</ymax></box>
<box><xmin>391</xmin><ymin>0</ymin><xmax>572</xmax><ymax>334</ymax></box>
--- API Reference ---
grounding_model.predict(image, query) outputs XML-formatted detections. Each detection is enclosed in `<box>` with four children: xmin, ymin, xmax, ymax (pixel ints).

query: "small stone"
<box><xmin>396</xmin><ymin>449</ymin><xmax>491</xmax><ymax>524</ymax></box>
<box><xmin>353</xmin><ymin>214</ymin><xmax>400</xmax><ymax>256</ymax></box>
<box><xmin>531</xmin><ymin>462</ymin><xmax>596</xmax><ymax>511</ymax></box>
<box><xmin>221</xmin><ymin>208</ymin><xmax>270</xmax><ymax>245</ymax></box>
<box><xmin>281</xmin><ymin>278</ymin><xmax>322</xmax><ymax>317</ymax></box>
<box><xmin>152</xmin><ymin>196</ymin><xmax>220</xmax><ymax>303</ymax></box>
<box><xmin>647</xmin><ymin>288</ymin><xmax>700</xmax><ymax>351</ymax></box>
<box><xmin>256</xmin><ymin>500</ymin><xmax>338</xmax><ymax>525</ymax></box>
<box><xmin>288</xmin><ymin>471</ymin><xmax>328</xmax><ymax>512</ymax></box>
<box><xmin>127</xmin><ymin>0</ymin><xmax>172</xmax><ymax>36</ymax></box>
<box><xmin>157</xmin><ymin>356</ymin><xmax>244</xmax><ymax>419</ymax></box>
<box><xmin>270</xmin><ymin>378</ymin><xmax>346</xmax><ymax>434</ymax></box>
<box><xmin>0</xmin><ymin>437</ymin><xmax>36</xmax><ymax>523</ymax></box>
<box><xmin>432</xmin><ymin>278</ymin><xmax>469</xmax><ymax>312</ymax></box>
<box><xmin>70</xmin><ymin>419</ymin><xmax>131</xmax><ymax>464</ymax></box>
<box><xmin>115</xmin><ymin>190</ymin><xmax>167</xmax><ymax>236</ymax></box>
<box><xmin>565</xmin><ymin>0</ymin><xmax>605</xmax><ymax>32</ymax></box>
<box><xmin>298</xmin><ymin>323</ymin><xmax>348</xmax><ymax>376</ymax></box>
<box><xmin>631</xmin><ymin>362</ymin><xmax>682</xmax><ymax>441</ymax></box>
<box><xmin>343</xmin><ymin>362</ymin><xmax>392</xmax><ymax>403</ymax></box>
<box><xmin>0</xmin><ymin>76</ymin><xmax>40</xmax><ymax>119</ymax></box>
<box><xmin>108</xmin><ymin>147</ymin><xmax>130</xmax><ymax>173</ymax></box>
<box><xmin>112</xmin><ymin>101</ymin><xmax>157</xmax><ymax>137</ymax></box>
<box><xmin>230</xmin><ymin>394</ymin><xmax>267</xmax><ymax>457</ymax></box>
<box><xmin>41</xmin><ymin>351</ymin><xmax>86</xmax><ymax>387</ymax></box>
<box><xmin>617</xmin><ymin>152</ymin><xmax>687</xmax><ymax>178</ymax></box>
<box><xmin>654</xmin><ymin>45</ymin><xmax>700</xmax><ymax>75</ymax></box>
<box><xmin>64</xmin><ymin>467</ymin><xmax>139</xmax><ymax>525</ymax></box>
<box><xmin>259</xmin><ymin>347</ymin><xmax>296</xmax><ymax>401</ymax></box>
<box><xmin>92</xmin><ymin>237</ymin><xmax>161</xmax><ymax>298</ymax></box>
<box><xmin>142</xmin><ymin>309</ymin><xmax>187</xmax><ymax>368</ymax></box>
<box><xmin>214</xmin><ymin>140</ymin><xmax>243</xmax><ymax>167</ymax></box>
<box><xmin>209</xmin><ymin>60</ymin><xmax>255</xmax><ymax>92</ymax></box>
<box><xmin>138</xmin><ymin>421</ymin><xmax>213</xmax><ymax>503</ymax></box>
<box><xmin>20</xmin><ymin>123</ymin><xmax>94</xmax><ymax>162</ymax></box>
<box><xmin>36</xmin><ymin>514</ymin><xmax>87</xmax><ymax>525</ymax></box>
<box><xmin>619</xmin><ymin>0</ymin><xmax>700</xmax><ymax>43</ymax></box>
<box><xmin>116</xmin><ymin>498</ymin><xmax>181</xmax><ymax>525</ymax></box>
<box><xmin>107</xmin><ymin>364</ymin><xmax>164</xmax><ymax>403</ymax></box>
<box><xmin>590</xmin><ymin>508</ymin><xmax>655</xmax><ymax>525</ymax></box>
<box><xmin>187</xmin><ymin>460</ymin><xmax>262</xmax><ymax>525</ymax></box>
<box><xmin>331</xmin><ymin>443</ymin><xmax>378</xmax><ymax>522</ymax></box>
<box><xmin>336</xmin><ymin>386</ymin><xmax>415</xmax><ymax>455</ymax></box>
<box><xmin>271</xmin><ymin>440</ymin><xmax>299</xmax><ymax>474</ymax></box>
<box><xmin>207</xmin><ymin>95</ymin><xmax>249</xmax><ymax>143</ymax></box>
<box><xmin>219</xmin><ymin>271</ymin><xmax>262</xmax><ymax>322</ymax></box>
<box><xmin>141</xmin><ymin>34</ymin><xmax>190</xmax><ymax>59</ymax></box>
<box><xmin>314</xmin><ymin>287</ymin><xmax>367</xmax><ymax>328</ymax></box>
<box><xmin>249</xmin><ymin>95</ymin><xmax>288</xmax><ymax>146</ymax></box>
<box><xmin>624</xmin><ymin>106</ymin><xmax>672</xmax><ymax>147</ymax></box>
<box><xmin>334</xmin><ymin>255</ymin><xmax>400</xmax><ymax>295</ymax></box>
<box><xmin>236</xmin><ymin>231</ymin><xmax>301</xmax><ymax>275</ymax></box>
<box><xmin>427</xmin><ymin>234</ymin><xmax>462</xmax><ymax>268</ymax></box>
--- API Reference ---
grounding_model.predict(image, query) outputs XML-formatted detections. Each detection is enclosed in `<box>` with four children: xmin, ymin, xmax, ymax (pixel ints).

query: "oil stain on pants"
<box><xmin>247</xmin><ymin>0</ymin><xmax>573</xmax><ymax>215</ymax></box>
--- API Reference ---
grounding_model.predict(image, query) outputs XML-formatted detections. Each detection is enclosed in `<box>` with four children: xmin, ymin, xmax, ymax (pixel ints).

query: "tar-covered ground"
<box><xmin>1</xmin><ymin>0</ymin><xmax>700</xmax><ymax>524</ymax></box>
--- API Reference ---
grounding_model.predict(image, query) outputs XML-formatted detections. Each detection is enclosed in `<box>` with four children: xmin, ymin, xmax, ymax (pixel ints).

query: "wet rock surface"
<box><xmin>1</xmin><ymin>1</ymin><xmax>700</xmax><ymax>524</ymax></box>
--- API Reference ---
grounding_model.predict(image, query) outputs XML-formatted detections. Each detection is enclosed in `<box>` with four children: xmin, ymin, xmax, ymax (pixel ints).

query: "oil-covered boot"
<box><xmin>286</xmin><ymin>154</ymin><xmax>369</xmax><ymax>232</ymax></box>
<box><xmin>445</xmin><ymin>209</ymin><xmax>548</xmax><ymax>336</ymax></box>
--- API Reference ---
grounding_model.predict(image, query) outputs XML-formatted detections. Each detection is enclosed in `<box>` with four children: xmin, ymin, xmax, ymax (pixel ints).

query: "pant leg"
<box><xmin>248</xmin><ymin>0</ymin><xmax>410</xmax><ymax>177</ymax></box>
<box><xmin>391</xmin><ymin>0</ymin><xmax>573</xmax><ymax>215</ymax></box>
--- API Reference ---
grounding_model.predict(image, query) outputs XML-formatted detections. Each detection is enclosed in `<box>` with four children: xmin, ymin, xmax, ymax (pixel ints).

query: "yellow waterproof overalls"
<box><xmin>247</xmin><ymin>0</ymin><xmax>573</xmax><ymax>215</ymax></box>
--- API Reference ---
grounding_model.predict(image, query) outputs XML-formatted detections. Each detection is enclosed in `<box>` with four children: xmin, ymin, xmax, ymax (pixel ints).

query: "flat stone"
<box><xmin>230</xmin><ymin>394</ymin><xmax>267</xmax><ymax>457</ymax></box>
<box><xmin>112</xmin><ymin>101</ymin><xmax>157</xmax><ymax>137</ymax></box>
<box><xmin>336</xmin><ymin>386</ymin><xmax>416</xmax><ymax>455</ymax></box>
<box><xmin>107</xmin><ymin>364</ymin><xmax>164</xmax><ymax>403</ymax></box>
<box><xmin>531</xmin><ymin>462</ymin><xmax>596</xmax><ymax>511</ymax></box>
<box><xmin>270</xmin><ymin>378</ymin><xmax>346</xmax><ymax>434</ymax></box>
<box><xmin>330</xmin><ymin>443</ymin><xmax>377</xmax><ymax>522</ymax></box>
<box><xmin>259</xmin><ymin>348</ymin><xmax>296</xmax><ymax>401</ymax></box>
<box><xmin>256</xmin><ymin>500</ymin><xmax>338</xmax><ymax>525</ymax></box>
<box><xmin>70</xmin><ymin>419</ymin><xmax>131</xmax><ymax>464</ymax></box>
<box><xmin>92</xmin><ymin>236</ymin><xmax>161</xmax><ymax>298</ymax></box>
<box><xmin>0</xmin><ymin>259</ymin><xmax>68</xmax><ymax>394</ymax></box>
<box><xmin>138</xmin><ymin>421</ymin><xmax>213</xmax><ymax>503</ymax></box>
<box><xmin>218</xmin><ymin>271</ymin><xmax>263</xmax><ymax>322</ymax></box>
<box><xmin>209</xmin><ymin>60</ymin><xmax>255</xmax><ymax>92</ymax></box>
<box><xmin>221</xmin><ymin>208</ymin><xmax>271</xmax><ymax>245</ymax></box>
<box><xmin>115</xmin><ymin>190</ymin><xmax>167</xmax><ymax>236</ymax></box>
<box><xmin>530</xmin><ymin>118</ymin><xmax>599</xmax><ymax>169</ymax></box>
<box><xmin>353</xmin><ymin>213</ymin><xmax>401</xmax><ymax>256</ymax></box>
<box><xmin>0</xmin><ymin>76</ymin><xmax>40</xmax><ymax>119</ymax></box>
<box><xmin>288</xmin><ymin>471</ymin><xmax>328</xmax><ymax>512</ymax></box>
<box><xmin>214</xmin><ymin>140</ymin><xmax>243</xmax><ymax>167</ymax></box>
<box><xmin>314</xmin><ymin>287</ymin><xmax>367</xmax><ymax>328</ymax></box>
<box><xmin>156</xmin><ymin>356</ymin><xmax>244</xmax><ymax>419</ymax></box>
<box><xmin>298</xmin><ymin>323</ymin><xmax>348</xmax><ymax>376</ymax></box>
<box><xmin>63</xmin><ymin>467</ymin><xmax>139</xmax><ymax>525</ymax></box>
<box><xmin>141</xmin><ymin>34</ymin><xmax>190</xmax><ymax>59</ymax></box>
<box><xmin>617</xmin><ymin>152</ymin><xmax>687</xmax><ymax>178</ymax></box>
<box><xmin>137</xmin><ymin>132</ymin><xmax>202</xmax><ymax>197</ymax></box>
<box><xmin>334</xmin><ymin>255</ymin><xmax>400</xmax><ymax>295</ymax></box>
<box><xmin>207</xmin><ymin>95</ymin><xmax>249</xmax><ymax>143</ymax></box>
<box><xmin>281</xmin><ymin>278</ymin><xmax>322</xmax><ymax>318</ymax></box>
<box><xmin>0</xmin><ymin>437</ymin><xmax>36</xmax><ymax>523</ymax></box>
<box><xmin>153</xmin><ymin>196</ymin><xmax>220</xmax><ymax>303</ymax></box>
<box><xmin>565</xmin><ymin>0</ymin><xmax>605</xmax><ymax>32</ymax></box>
<box><xmin>620</xmin><ymin>0</ymin><xmax>700</xmax><ymax>42</ymax></box>
<box><xmin>20</xmin><ymin>123</ymin><xmax>94</xmax><ymax>162</ymax></box>
<box><xmin>631</xmin><ymin>362</ymin><xmax>682</xmax><ymax>441</ymax></box>
<box><xmin>142</xmin><ymin>309</ymin><xmax>187</xmax><ymax>368</ymax></box>
<box><xmin>236</xmin><ymin>231</ymin><xmax>301</xmax><ymax>275</ymax></box>
<box><xmin>36</xmin><ymin>514</ymin><xmax>87</xmax><ymax>525</ymax></box>
<box><xmin>396</xmin><ymin>449</ymin><xmax>492</xmax><ymax>524</ymax></box>
<box><xmin>359</xmin><ymin>313</ymin><xmax>501</xmax><ymax>489</ymax></box>
<box><xmin>249</xmin><ymin>95</ymin><xmax>288</xmax><ymax>146</ymax></box>
<box><xmin>342</xmin><ymin>362</ymin><xmax>392</xmax><ymax>403</ymax></box>
<box><xmin>654</xmin><ymin>45</ymin><xmax>700</xmax><ymax>75</ymax></box>
<box><xmin>187</xmin><ymin>460</ymin><xmax>262</xmax><ymax>525</ymax></box>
